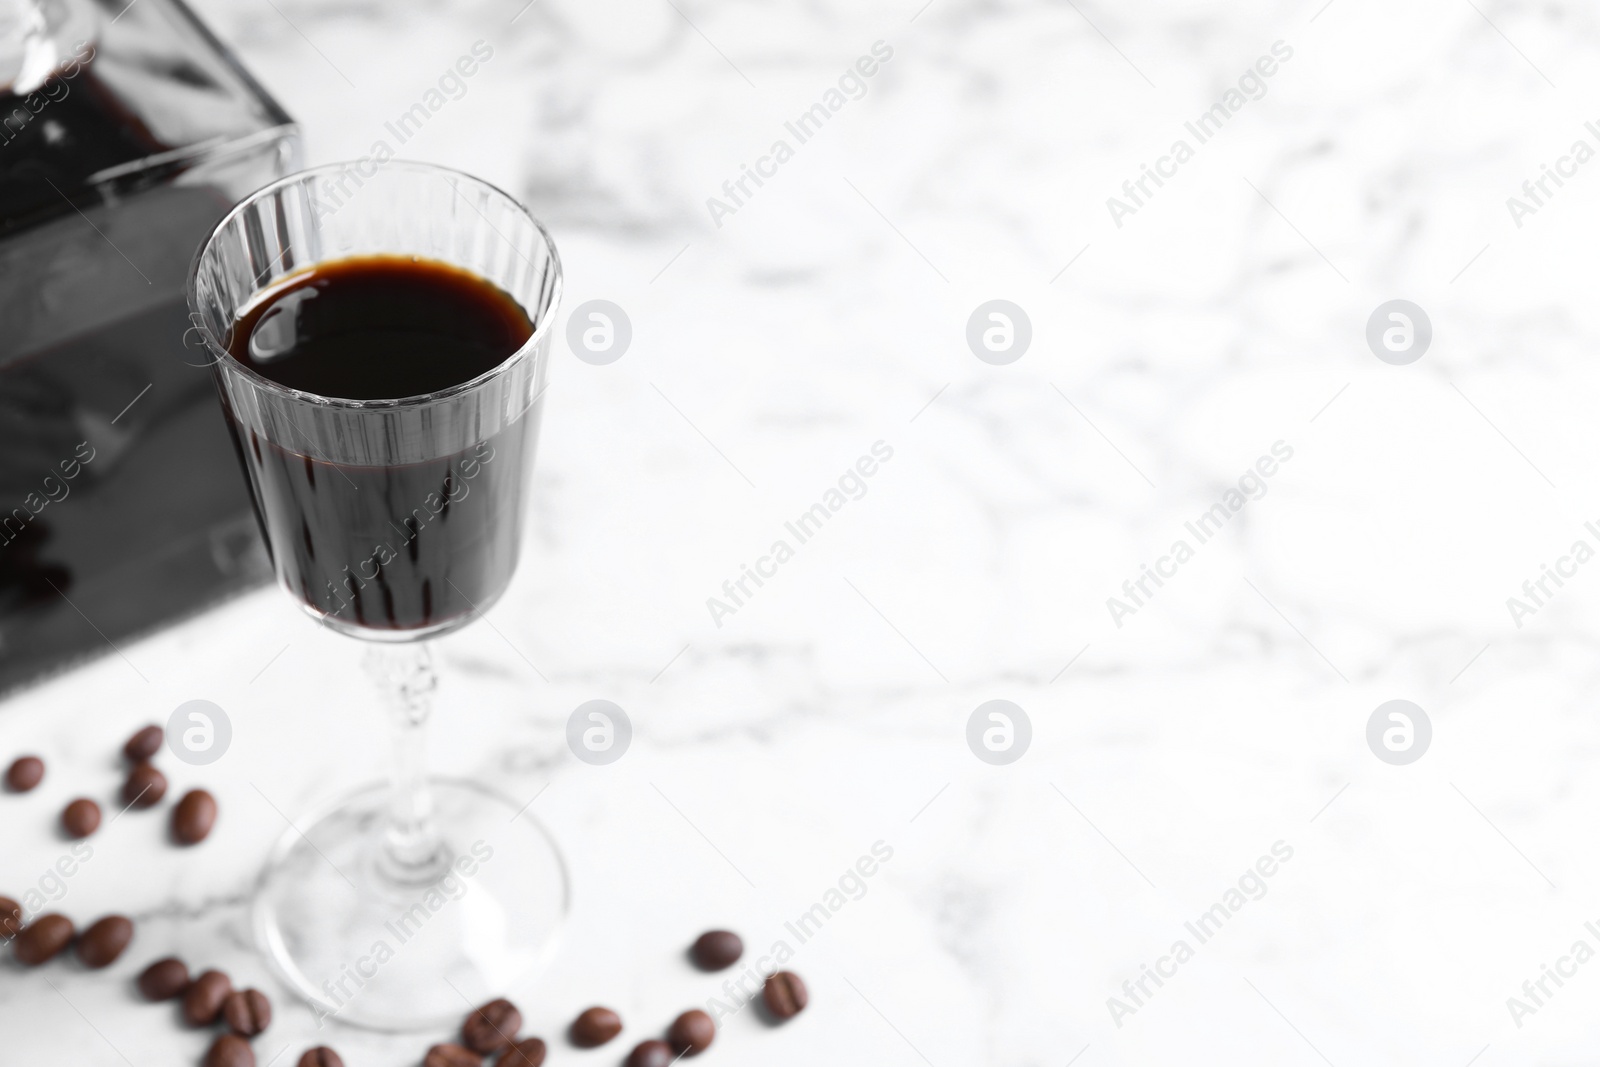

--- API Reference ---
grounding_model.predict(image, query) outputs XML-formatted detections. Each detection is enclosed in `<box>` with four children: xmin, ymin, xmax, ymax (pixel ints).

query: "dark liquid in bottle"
<box><xmin>222</xmin><ymin>256</ymin><xmax>536</xmax><ymax>632</ymax></box>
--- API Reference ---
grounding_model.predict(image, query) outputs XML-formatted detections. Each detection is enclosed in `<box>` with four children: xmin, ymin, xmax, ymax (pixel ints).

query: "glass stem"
<box><xmin>365</xmin><ymin>642</ymin><xmax>447</xmax><ymax>884</ymax></box>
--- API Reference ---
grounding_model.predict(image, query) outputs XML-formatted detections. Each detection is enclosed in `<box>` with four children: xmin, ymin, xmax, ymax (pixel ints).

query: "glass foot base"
<box><xmin>253</xmin><ymin>778</ymin><xmax>568</xmax><ymax>1031</ymax></box>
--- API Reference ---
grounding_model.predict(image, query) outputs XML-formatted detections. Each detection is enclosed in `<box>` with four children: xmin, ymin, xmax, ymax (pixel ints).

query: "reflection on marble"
<box><xmin>7</xmin><ymin>0</ymin><xmax>1600</xmax><ymax>1063</ymax></box>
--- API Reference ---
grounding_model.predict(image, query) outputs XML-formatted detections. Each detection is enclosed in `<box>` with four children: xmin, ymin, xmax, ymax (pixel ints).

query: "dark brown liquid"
<box><xmin>222</xmin><ymin>256</ymin><xmax>535</xmax><ymax>631</ymax></box>
<box><xmin>230</xmin><ymin>255</ymin><xmax>532</xmax><ymax>400</ymax></box>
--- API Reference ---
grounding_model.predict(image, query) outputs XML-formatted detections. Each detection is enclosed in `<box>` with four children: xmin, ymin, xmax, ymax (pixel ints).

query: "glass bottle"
<box><xmin>0</xmin><ymin>0</ymin><xmax>299</xmax><ymax>691</ymax></box>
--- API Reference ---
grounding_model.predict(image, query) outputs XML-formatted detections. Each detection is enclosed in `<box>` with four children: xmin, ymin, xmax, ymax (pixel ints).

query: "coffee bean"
<box><xmin>182</xmin><ymin>969</ymin><xmax>233</xmax><ymax>1025</ymax></box>
<box><xmin>569</xmin><ymin>1005</ymin><xmax>622</xmax><ymax>1048</ymax></box>
<box><xmin>624</xmin><ymin>1039</ymin><xmax>674</xmax><ymax>1067</ymax></box>
<box><xmin>204</xmin><ymin>1033</ymin><xmax>255</xmax><ymax>1067</ymax></box>
<box><xmin>223</xmin><ymin>988</ymin><xmax>272</xmax><ymax>1036</ymax></box>
<box><xmin>422</xmin><ymin>1044</ymin><xmax>481</xmax><ymax>1067</ymax></box>
<box><xmin>0</xmin><ymin>895</ymin><xmax>22</xmax><ymax>939</ymax></box>
<box><xmin>762</xmin><ymin>971</ymin><xmax>808</xmax><ymax>1020</ymax></box>
<box><xmin>13</xmin><ymin>913</ymin><xmax>73</xmax><ymax>965</ymax></box>
<box><xmin>76</xmin><ymin>915</ymin><xmax>133</xmax><ymax>968</ymax></box>
<box><xmin>461</xmin><ymin>997</ymin><xmax>521</xmax><ymax>1054</ymax></box>
<box><xmin>124</xmin><ymin>725</ymin><xmax>164</xmax><ymax>762</ymax></box>
<box><xmin>690</xmin><ymin>929</ymin><xmax>743</xmax><ymax>971</ymax></box>
<box><xmin>667</xmin><ymin>1009</ymin><xmax>715</xmax><ymax>1056</ymax></box>
<box><xmin>5</xmin><ymin>755</ymin><xmax>43</xmax><ymax>792</ymax></box>
<box><xmin>172</xmin><ymin>789</ymin><xmax>217</xmax><ymax>845</ymax></box>
<box><xmin>296</xmin><ymin>1049</ymin><xmax>344</xmax><ymax>1067</ymax></box>
<box><xmin>137</xmin><ymin>956</ymin><xmax>190</xmax><ymax>1001</ymax></box>
<box><xmin>62</xmin><ymin>797</ymin><xmax>101</xmax><ymax>838</ymax></box>
<box><xmin>498</xmin><ymin>1037</ymin><xmax>547</xmax><ymax>1067</ymax></box>
<box><xmin>122</xmin><ymin>763</ymin><xmax>167</xmax><ymax>808</ymax></box>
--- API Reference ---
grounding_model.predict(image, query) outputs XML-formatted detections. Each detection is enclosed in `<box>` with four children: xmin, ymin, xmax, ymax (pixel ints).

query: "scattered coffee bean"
<box><xmin>461</xmin><ymin>997</ymin><xmax>521</xmax><ymax>1054</ymax></box>
<box><xmin>124</xmin><ymin>725</ymin><xmax>164</xmax><ymax>762</ymax></box>
<box><xmin>498</xmin><ymin>1037</ymin><xmax>547</xmax><ymax>1067</ymax></box>
<box><xmin>223</xmin><ymin>988</ymin><xmax>272</xmax><ymax>1036</ymax></box>
<box><xmin>76</xmin><ymin>915</ymin><xmax>134</xmax><ymax>968</ymax></box>
<box><xmin>122</xmin><ymin>763</ymin><xmax>167</xmax><ymax>808</ymax></box>
<box><xmin>569</xmin><ymin>1005</ymin><xmax>622</xmax><ymax>1047</ymax></box>
<box><xmin>690</xmin><ymin>929</ymin><xmax>743</xmax><ymax>971</ymax></box>
<box><xmin>624</xmin><ymin>1039</ymin><xmax>674</xmax><ymax>1067</ymax></box>
<box><xmin>5</xmin><ymin>755</ymin><xmax>44</xmax><ymax>792</ymax></box>
<box><xmin>183</xmin><ymin>969</ymin><xmax>233</xmax><ymax>1025</ymax></box>
<box><xmin>172</xmin><ymin>789</ymin><xmax>217</xmax><ymax>845</ymax></box>
<box><xmin>62</xmin><ymin>797</ymin><xmax>101</xmax><ymax>838</ymax></box>
<box><xmin>422</xmin><ymin>1044</ymin><xmax>482</xmax><ymax>1067</ymax></box>
<box><xmin>12</xmin><ymin>913</ymin><xmax>73</xmax><ymax>965</ymax></box>
<box><xmin>204</xmin><ymin>1033</ymin><xmax>255</xmax><ymax>1067</ymax></box>
<box><xmin>296</xmin><ymin>1049</ymin><xmax>344</xmax><ymax>1067</ymax></box>
<box><xmin>667</xmin><ymin>1009</ymin><xmax>715</xmax><ymax>1056</ymax></box>
<box><xmin>137</xmin><ymin>956</ymin><xmax>190</xmax><ymax>1001</ymax></box>
<box><xmin>0</xmin><ymin>896</ymin><xmax>22</xmax><ymax>939</ymax></box>
<box><xmin>762</xmin><ymin>970</ymin><xmax>808</xmax><ymax>1020</ymax></box>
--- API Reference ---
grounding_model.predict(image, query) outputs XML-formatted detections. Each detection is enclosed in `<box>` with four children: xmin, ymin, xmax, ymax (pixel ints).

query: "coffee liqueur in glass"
<box><xmin>190</xmin><ymin>161</ymin><xmax>567</xmax><ymax>1029</ymax></box>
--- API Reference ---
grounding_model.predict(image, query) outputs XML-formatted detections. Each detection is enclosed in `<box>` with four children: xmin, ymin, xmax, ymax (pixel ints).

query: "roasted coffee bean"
<box><xmin>667</xmin><ymin>1009</ymin><xmax>715</xmax><ymax>1056</ymax></box>
<box><xmin>690</xmin><ymin>929</ymin><xmax>743</xmax><ymax>971</ymax></box>
<box><xmin>12</xmin><ymin>913</ymin><xmax>73</xmax><ymax>965</ymax></box>
<box><xmin>461</xmin><ymin>997</ymin><xmax>521</xmax><ymax>1054</ymax></box>
<box><xmin>76</xmin><ymin>915</ymin><xmax>133</xmax><ymax>968</ymax></box>
<box><xmin>62</xmin><ymin>797</ymin><xmax>101</xmax><ymax>838</ymax></box>
<box><xmin>122</xmin><ymin>763</ymin><xmax>167</xmax><ymax>808</ymax></box>
<box><xmin>123</xmin><ymin>725</ymin><xmax>164</xmax><ymax>762</ymax></box>
<box><xmin>296</xmin><ymin>1049</ymin><xmax>344</xmax><ymax>1067</ymax></box>
<box><xmin>498</xmin><ymin>1037</ymin><xmax>547</xmax><ymax>1067</ymax></box>
<box><xmin>569</xmin><ymin>1005</ymin><xmax>622</xmax><ymax>1047</ymax></box>
<box><xmin>223</xmin><ymin>988</ymin><xmax>272</xmax><ymax>1036</ymax></box>
<box><xmin>422</xmin><ymin>1043</ymin><xmax>481</xmax><ymax>1067</ymax></box>
<box><xmin>624</xmin><ymin>1039</ymin><xmax>674</xmax><ymax>1067</ymax></box>
<box><xmin>5</xmin><ymin>755</ymin><xmax>43</xmax><ymax>792</ymax></box>
<box><xmin>137</xmin><ymin>956</ymin><xmax>190</xmax><ymax>1001</ymax></box>
<box><xmin>172</xmin><ymin>789</ymin><xmax>217</xmax><ymax>845</ymax></box>
<box><xmin>0</xmin><ymin>896</ymin><xmax>22</xmax><ymax>939</ymax></box>
<box><xmin>183</xmin><ymin>969</ymin><xmax>233</xmax><ymax>1025</ymax></box>
<box><xmin>204</xmin><ymin>1033</ymin><xmax>255</xmax><ymax>1067</ymax></box>
<box><xmin>762</xmin><ymin>970</ymin><xmax>808</xmax><ymax>1020</ymax></box>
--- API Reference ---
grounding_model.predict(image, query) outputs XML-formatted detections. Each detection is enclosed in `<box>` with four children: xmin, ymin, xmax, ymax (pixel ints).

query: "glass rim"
<box><xmin>185</xmin><ymin>158</ymin><xmax>564</xmax><ymax>411</ymax></box>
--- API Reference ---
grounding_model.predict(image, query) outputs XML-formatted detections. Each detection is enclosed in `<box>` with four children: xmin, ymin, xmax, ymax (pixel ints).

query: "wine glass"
<box><xmin>187</xmin><ymin>160</ymin><xmax>566</xmax><ymax>1031</ymax></box>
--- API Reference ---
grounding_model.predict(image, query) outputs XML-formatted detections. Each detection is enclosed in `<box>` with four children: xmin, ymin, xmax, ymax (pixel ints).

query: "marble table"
<box><xmin>6</xmin><ymin>0</ymin><xmax>1600</xmax><ymax>1063</ymax></box>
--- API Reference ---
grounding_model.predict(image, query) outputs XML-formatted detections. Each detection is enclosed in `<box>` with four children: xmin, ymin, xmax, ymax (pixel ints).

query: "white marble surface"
<box><xmin>11</xmin><ymin>0</ymin><xmax>1600</xmax><ymax>1063</ymax></box>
